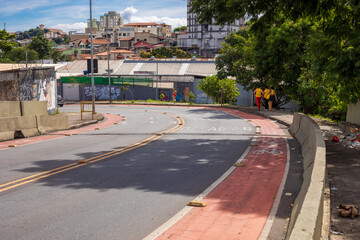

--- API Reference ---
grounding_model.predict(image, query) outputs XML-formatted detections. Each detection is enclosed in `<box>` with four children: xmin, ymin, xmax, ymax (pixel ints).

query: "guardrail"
<box><xmin>287</xmin><ymin>113</ymin><xmax>327</xmax><ymax>239</ymax></box>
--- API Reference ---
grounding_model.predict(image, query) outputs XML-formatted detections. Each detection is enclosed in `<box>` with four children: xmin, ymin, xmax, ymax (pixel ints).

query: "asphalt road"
<box><xmin>0</xmin><ymin>105</ymin><xmax>257</xmax><ymax>240</ymax></box>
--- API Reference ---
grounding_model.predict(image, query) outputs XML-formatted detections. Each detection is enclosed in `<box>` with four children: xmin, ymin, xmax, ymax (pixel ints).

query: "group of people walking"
<box><xmin>253</xmin><ymin>86</ymin><xmax>277</xmax><ymax>111</ymax></box>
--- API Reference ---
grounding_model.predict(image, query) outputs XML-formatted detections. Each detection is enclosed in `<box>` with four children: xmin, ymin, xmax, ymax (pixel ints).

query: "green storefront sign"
<box><xmin>61</xmin><ymin>76</ymin><xmax>153</xmax><ymax>86</ymax></box>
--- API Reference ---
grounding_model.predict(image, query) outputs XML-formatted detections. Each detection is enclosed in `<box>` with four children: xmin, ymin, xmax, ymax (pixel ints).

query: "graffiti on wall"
<box><xmin>84</xmin><ymin>86</ymin><xmax>121</xmax><ymax>100</ymax></box>
<box><xmin>19</xmin><ymin>68</ymin><xmax>56</xmax><ymax>111</ymax></box>
<box><xmin>28</xmin><ymin>80</ymin><xmax>55</xmax><ymax>109</ymax></box>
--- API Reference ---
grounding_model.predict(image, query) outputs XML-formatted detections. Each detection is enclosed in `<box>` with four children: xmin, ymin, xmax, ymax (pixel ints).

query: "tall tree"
<box><xmin>28</xmin><ymin>33</ymin><xmax>52</xmax><ymax>60</ymax></box>
<box><xmin>0</xmin><ymin>30</ymin><xmax>17</xmax><ymax>55</ymax></box>
<box><xmin>191</xmin><ymin>0</ymin><xmax>360</xmax><ymax>104</ymax></box>
<box><xmin>6</xmin><ymin>47</ymin><xmax>38</xmax><ymax>62</ymax></box>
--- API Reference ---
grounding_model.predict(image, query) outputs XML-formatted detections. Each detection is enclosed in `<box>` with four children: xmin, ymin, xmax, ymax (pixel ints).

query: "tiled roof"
<box><xmin>119</xmin><ymin>37</ymin><xmax>134</xmax><ymax>41</ymax></box>
<box><xmin>80</xmin><ymin>54</ymin><xmax>91</xmax><ymax>59</ymax></box>
<box><xmin>96</xmin><ymin>50</ymin><xmax>133</xmax><ymax>56</ymax></box>
<box><xmin>134</xmin><ymin>41</ymin><xmax>151</xmax><ymax>47</ymax></box>
<box><xmin>91</xmin><ymin>39</ymin><xmax>108</xmax><ymax>45</ymax></box>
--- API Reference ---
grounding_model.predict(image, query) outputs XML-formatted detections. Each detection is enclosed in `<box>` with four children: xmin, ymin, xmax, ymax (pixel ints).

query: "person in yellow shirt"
<box><xmin>253</xmin><ymin>87</ymin><xmax>263</xmax><ymax>110</ymax></box>
<box><xmin>268</xmin><ymin>86</ymin><xmax>277</xmax><ymax>111</ymax></box>
<box><xmin>263</xmin><ymin>86</ymin><xmax>270</xmax><ymax>110</ymax></box>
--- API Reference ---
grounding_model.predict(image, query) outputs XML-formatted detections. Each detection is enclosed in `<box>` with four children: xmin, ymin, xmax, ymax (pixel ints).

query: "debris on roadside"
<box><xmin>338</xmin><ymin>204</ymin><xmax>360</xmax><ymax>218</ymax></box>
<box><xmin>330</xmin><ymin>229</ymin><xmax>344</xmax><ymax>235</ymax></box>
<box><xmin>338</xmin><ymin>127</ymin><xmax>360</xmax><ymax>149</ymax></box>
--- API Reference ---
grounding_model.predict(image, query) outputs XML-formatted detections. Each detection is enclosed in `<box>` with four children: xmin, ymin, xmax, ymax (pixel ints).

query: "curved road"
<box><xmin>0</xmin><ymin>105</ymin><xmax>262</xmax><ymax>240</ymax></box>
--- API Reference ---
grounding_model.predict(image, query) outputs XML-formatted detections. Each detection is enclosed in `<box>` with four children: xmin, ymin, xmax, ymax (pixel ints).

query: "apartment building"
<box><xmin>178</xmin><ymin>0</ymin><xmax>245</xmax><ymax>57</ymax></box>
<box><xmin>85</xmin><ymin>19</ymin><xmax>101</xmax><ymax>33</ymax></box>
<box><xmin>124</xmin><ymin>23</ymin><xmax>172</xmax><ymax>38</ymax></box>
<box><xmin>100</xmin><ymin>11</ymin><xmax>124</xmax><ymax>29</ymax></box>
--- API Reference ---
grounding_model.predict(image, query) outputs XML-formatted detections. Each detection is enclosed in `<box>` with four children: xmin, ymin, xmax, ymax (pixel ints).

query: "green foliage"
<box><xmin>189</xmin><ymin>91</ymin><xmax>195</xmax><ymax>103</ymax></box>
<box><xmin>6</xmin><ymin>47</ymin><xmax>39</xmax><ymax>62</ymax></box>
<box><xmin>140</xmin><ymin>47</ymin><xmax>191</xmax><ymax>58</ymax></box>
<box><xmin>28</xmin><ymin>33</ymin><xmax>52</xmax><ymax>59</ymax></box>
<box><xmin>0</xmin><ymin>30</ymin><xmax>17</xmax><ymax>55</ymax></box>
<box><xmin>173</xmin><ymin>26</ymin><xmax>187</xmax><ymax>32</ymax></box>
<box><xmin>16</xmin><ymin>27</ymin><xmax>46</xmax><ymax>40</ymax></box>
<box><xmin>52</xmin><ymin>35</ymin><xmax>69</xmax><ymax>45</ymax></box>
<box><xmin>191</xmin><ymin>0</ymin><xmax>360</xmax><ymax>116</ymax></box>
<box><xmin>159</xmin><ymin>93</ymin><xmax>165</xmax><ymax>101</ymax></box>
<box><xmin>197</xmin><ymin>75</ymin><xmax>239</xmax><ymax>103</ymax></box>
<box><xmin>140</xmin><ymin>51</ymin><xmax>151</xmax><ymax>58</ymax></box>
<box><xmin>217</xmin><ymin>18</ymin><xmax>312</xmax><ymax>108</ymax></box>
<box><xmin>0</xmin><ymin>58</ymin><xmax>14</xmax><ymax>63</ymax></box>
<box><xmin>121</xmin><ymin>82</ymin><xmax>134</xmax><ymax>100</ymax></box>
<box><xmin>51</xmin><ymin>49</ymin><xmax>69</xmax><ymax>63</ymax></box>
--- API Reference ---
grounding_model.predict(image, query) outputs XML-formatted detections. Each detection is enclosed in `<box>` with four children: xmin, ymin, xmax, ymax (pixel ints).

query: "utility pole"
<box><xmin>89</xmin><ymin>0</ymin><xmax>95</xmax><ymax>114</ymax></box>
<box><xmin>155</xmin><ymin>57</ymin><xmax>159</xmax><ymax>100</ymax></box>
<box><xmin>3</xmin><ymin>22</ymin><xmax>5</xmax><ymax>30</ymax></box>
<box><xmin>106</xmin><ymin>17</ymin><xmax>112</xmax><ymax>103</ymax></box>
<box><xmin>25</xmin><ymin>51</ymin><xmax>28</xmax><ymax>68</ymax></box>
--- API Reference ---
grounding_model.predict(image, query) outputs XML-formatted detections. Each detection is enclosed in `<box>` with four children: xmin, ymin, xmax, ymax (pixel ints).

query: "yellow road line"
<box><xmin>0</xmin><ymin>115</ymin><xmax>185</xmax><ymax>193</ymax></box>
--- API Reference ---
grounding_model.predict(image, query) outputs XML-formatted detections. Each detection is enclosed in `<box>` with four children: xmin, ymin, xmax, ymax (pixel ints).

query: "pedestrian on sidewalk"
<box><xmin>263</xmin><ymin>86</ymin><xmax>270</xmax><ymax>110</ymax></box>
<box><xmin>173</xmin><ymin>88</ymin><xmax>177</xmax><ymax>103</ymax></box>
<box><xmin>253</xmin><ymin>86</ymin><xmax>263</xmax><ymax>111</ymax></box>
<box><xmin>268</xmin><ymin>86</ymin><xmax>277</xmax><ymax>111</ymax></box>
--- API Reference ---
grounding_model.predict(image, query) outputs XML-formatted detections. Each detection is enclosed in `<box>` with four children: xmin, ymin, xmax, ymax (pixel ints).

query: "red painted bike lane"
<box><xmin>156</xmin><ymin>108</ymin><xmax>287</xmax><ymax>240</ymax></box>
<box><xmin>0</xmin><ymin>114</ymin><xmax>123</xmax><ymax>150</ymax></box>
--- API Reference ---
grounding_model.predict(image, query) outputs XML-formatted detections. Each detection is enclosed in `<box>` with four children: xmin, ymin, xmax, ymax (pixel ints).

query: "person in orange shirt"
<box><xmin>253</xmin><ymin>87</ymin><xmax>263</xmax><ymax>110</ymax></box>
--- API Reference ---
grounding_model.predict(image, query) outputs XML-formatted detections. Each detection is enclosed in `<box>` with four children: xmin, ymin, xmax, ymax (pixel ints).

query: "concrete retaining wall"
<box><xmin>346</xmin><ymin>100</ymin><xmax>360</xmax><ymax>125</ymax></box>
<box><xmin>287</xmin><ymin>113</ymin><xmax>326</xmax><ymax>240</ymax></box>
<box><xmin>0</xmin><ymin>101</ymin><xmax>21</xmax><ymax>117</ymax></box>
<box><xmin>0</xmin><ymin>100</ymin><xmax>69</xmax><ymax>141</ymax></box>
<box><xmin>0</xmin><ymin>116</ymin><xmax>39</xmax><ymax>141</ymax></box>
<box><xmin>21</xmin><ymin>101</ymin><xmax>48</xmax><ymax>116</ymax></box>
<box><xmin>36</xmin><ymin>115</ymin><xmax>69</xmax><ymax>133</ymax></box>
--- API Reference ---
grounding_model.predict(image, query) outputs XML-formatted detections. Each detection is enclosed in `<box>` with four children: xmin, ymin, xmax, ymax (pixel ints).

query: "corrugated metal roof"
<box><xmin>55</xmin><ymin>60</ymin><xmax>217</xmax><ymax>79</ymax></box>
<box><xmin>186</xmin><ymin>63</ymin><xmax>217</xmax><ymax>76</ymax></box>
<box><xmin>0</xmin><ymin>63</ymin><xmax>65</xmax><ymax>72</ymax></box>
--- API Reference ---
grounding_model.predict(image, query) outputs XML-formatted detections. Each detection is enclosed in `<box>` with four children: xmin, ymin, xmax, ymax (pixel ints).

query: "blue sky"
<box><xmin>0</xmin><ymin>0</ymin><xmax>187</xmax><ymax>33</ymax></box>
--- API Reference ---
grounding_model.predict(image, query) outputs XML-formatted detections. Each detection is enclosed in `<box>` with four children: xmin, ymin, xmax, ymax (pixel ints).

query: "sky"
<box><xmin>0</xmin><ymin>0</ymin><xmax>187</xmax><ymax>33</ymax></box>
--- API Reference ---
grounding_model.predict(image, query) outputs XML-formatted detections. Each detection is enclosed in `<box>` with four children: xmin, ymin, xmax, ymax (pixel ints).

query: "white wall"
<box><xmin>63</xmin><ymin>83</ymin><xmax>80</xmax><ymax>101</ymax></box>
<box><xmin>346</xmin><ymin>100</ymin><xmax>360</xmax><ymax>125</ymax></box>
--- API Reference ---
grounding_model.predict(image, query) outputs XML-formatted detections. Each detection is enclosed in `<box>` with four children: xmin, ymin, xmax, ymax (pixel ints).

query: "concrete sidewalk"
<box><xmin>59</xmin><ymin>112</ymin><xmax>104</xmax><ymax>129</ymax></box>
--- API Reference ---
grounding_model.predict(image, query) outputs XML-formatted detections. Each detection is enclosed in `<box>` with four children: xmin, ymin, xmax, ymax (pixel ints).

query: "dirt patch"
<box><xmin>326</xmin><ymin>141</ymin><xmax>360</xmax><ymax>239</ymax></box>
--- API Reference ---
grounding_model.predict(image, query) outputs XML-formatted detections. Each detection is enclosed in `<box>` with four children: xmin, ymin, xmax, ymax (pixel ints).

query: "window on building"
<box><xmin>144</xmin><ymin>39</ymin><xmax>147</xmax><ymax>42</ymax></box>
<box><xmin>123</xmin><ymin>33</ymin><xmax>126</xmax><ymax>36</ymax></box>
<box><xmin>137</xmin><ymin>39</ymin><xmax>140</xmax><ymax>42</ymax></box>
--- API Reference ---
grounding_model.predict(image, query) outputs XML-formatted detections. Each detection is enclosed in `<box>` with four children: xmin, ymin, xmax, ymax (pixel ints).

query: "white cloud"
<box><xmin>119</xmin><ymin>6</ymin><xmax>186</xmax><ymax>29</ymax></box>
<box><xmin>50</xmin><ymin>22</ymin><xmax>87</xmax><ymax>33</ymax></box>
<box><xmin>120</xmin><ymin>6</ymin><xmax>138</xmax><ymax>22</ymax></box>
<box><xmin>129</xmin><ymin>16</ymin><xmax>186</xmax><ymax>29</ymax></box>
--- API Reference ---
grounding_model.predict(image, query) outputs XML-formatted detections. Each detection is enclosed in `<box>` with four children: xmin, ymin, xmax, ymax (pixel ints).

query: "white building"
<box><xmin>178</xmin><ymin>0</ymin><xmax>245</xmax><ymax>57</ymax></box>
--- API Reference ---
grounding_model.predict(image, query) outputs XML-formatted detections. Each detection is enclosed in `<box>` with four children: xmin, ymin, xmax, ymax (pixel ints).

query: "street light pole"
<box><xmin>89</xmin><ymin>0</ymin><xmax>95</xmax><ymax>114</ymax></box>
<box><xmin>150</xmin><ymin>56</ymin><xmax>159</xmax><ymax>100</ymax></box>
